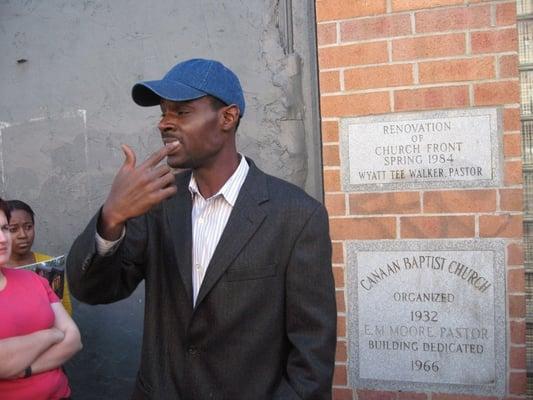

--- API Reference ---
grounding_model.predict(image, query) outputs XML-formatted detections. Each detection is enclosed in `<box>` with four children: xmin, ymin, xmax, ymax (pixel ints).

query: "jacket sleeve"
<box><xmin>280</xmin><ymin>204</ymin><xmax>337</xmax><ymax>400</ymax></box>
<box><xmin>66</xmin><ymin>209</ymin><xmax>147</xmax><ymax>305</ymax></box>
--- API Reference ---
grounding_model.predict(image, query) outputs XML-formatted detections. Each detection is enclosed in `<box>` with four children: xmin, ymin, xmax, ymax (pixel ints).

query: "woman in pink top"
<box><xmin>0</xmin><ymin>197</ymin><xmax>82</xmax><ymax>399</ymax></box>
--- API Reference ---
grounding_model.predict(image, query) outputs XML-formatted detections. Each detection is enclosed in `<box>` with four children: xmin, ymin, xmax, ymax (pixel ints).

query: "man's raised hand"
<box><xmin>98</xmin><ymin>143</ymin><xmax>179</xmax><ymax>240</ymax></box>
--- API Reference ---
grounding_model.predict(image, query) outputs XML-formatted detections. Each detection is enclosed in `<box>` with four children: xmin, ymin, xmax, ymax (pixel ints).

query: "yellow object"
<box><xmin>34</xmin><ymin>252</ymin><xmax>73</xmax><ymax>316</ymax></box>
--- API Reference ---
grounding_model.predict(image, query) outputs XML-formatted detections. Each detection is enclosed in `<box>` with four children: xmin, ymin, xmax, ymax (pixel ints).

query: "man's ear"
<box><xmin>220</xmin><ymin>105</ymin><xmax>240</xmax><ymax>131</ymax></box>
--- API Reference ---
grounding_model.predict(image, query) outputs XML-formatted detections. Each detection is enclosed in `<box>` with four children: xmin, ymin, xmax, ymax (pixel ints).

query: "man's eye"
<box><xmin>8</xmin><ymin>226</ymin><xmax>17</xmax><ymax>233</ymax></box>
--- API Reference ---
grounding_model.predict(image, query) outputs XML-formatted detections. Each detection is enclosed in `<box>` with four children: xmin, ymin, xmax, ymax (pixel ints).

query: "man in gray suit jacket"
<box><xmin>67</xmin><ymin>58</ymin><xmax>336</xmax><ymax>399</ymax></box>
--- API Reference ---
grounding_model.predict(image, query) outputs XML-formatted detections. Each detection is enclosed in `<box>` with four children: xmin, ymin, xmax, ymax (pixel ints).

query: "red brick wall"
<box><xmin>315</xmin><ymin>0</ymin><xmax>525</xmax><ymax>398</ymax></box>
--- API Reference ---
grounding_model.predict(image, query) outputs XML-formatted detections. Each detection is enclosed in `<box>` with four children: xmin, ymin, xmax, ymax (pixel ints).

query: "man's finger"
<box><xmin>141</xmin><ymin>142</ymin><xmax>179</xmax><ymax>169</ymax></box>
<box><xmin>152</xmin><ymin>185</ymin><xmax>178</xmax><ymax>203</ymax></box>
<box><xmin>148</xmin><ymin>165</ymin><xmax>173</xmax><ymax>179</ymax></box>
<box><xmin>151</xmin><ymin>171</ymin><xmax>177</xmax><ymax>190</ymax></box>
<box><xmin>121</xmin><ymin>144</ymin><xmax>136</xmax><ymax>169</ymax></box>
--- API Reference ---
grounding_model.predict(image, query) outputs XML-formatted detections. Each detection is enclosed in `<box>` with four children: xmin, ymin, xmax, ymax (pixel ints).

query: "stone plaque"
<box><xmin>346</xmin><ymin>240</ymin><xmax>506</xmax><ymax>396</ymax></box>
<box><xmin>340</xmin><ymin>108</ymin><xmax>502</xmax><ymax>192</ymax></box>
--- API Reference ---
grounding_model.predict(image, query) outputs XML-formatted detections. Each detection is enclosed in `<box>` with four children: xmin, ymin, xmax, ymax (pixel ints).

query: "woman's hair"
<box><xmin>6</xmin><ymin>200</ymin><xmax>34</xmax><ymax>223</ymax></box>
<box><xmin>0</xmin><ymin>198</ymin><xmax>11</xmax><ymax>222</ymax></box>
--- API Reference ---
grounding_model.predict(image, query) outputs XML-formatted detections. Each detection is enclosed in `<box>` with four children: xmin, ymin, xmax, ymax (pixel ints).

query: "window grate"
<box><xmin>528</xmin><ymin>273</ymin><xmax>533</xmax><ymax>317</ymax></box>
<box><xmin>518</xmin><ymin>0</ymin><xmax>533</xmax><ymax>16</ymax></box>
<box><xmin>525</xmin><ymin>176</ymin><xmax>533</xmax><ymax>219</ymax></box>
<box><xmin>525</xmin><ymin>223</ymin><xmax>533</xmax><ymax>268</ymax></box>
<box><xmin>519</xmin><ymin>20</ymin><xmax>533</xmax><ymax>65</ymax></box>
<box><xmin>522</xmin><ymin>121</ymin><xmax>533</xmax><ymax>166</ymax></box>
<box><xmin>521</xmin><ymin>70</ymin><xmax>533</xmax><ymax>116</ymax></box>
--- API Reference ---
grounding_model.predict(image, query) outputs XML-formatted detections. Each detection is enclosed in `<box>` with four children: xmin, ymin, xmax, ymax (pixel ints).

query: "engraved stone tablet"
<box><xmin>340</xmin><ymin>108</ymin><xmax>502</xmax><ymax>192</ymax></box>
<box><xmin>346</xmin><ymin>240</ymin><xmax>506</xmax><ymax>396</ymax></box>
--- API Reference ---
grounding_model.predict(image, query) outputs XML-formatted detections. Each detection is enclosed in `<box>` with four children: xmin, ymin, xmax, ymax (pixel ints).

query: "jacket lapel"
<box><xmin>164</xmin><ymin>170</ymin><xmax>194</xmax><ymax>306</ymax></box>
<box><xmin>194</xmin><ymin>161</ymin><xmax>268</xmax><ymax>308</ymax></box>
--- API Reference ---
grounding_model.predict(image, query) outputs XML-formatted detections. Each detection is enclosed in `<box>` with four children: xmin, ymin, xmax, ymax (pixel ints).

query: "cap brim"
<box><xmin>132</xmin><ymin>80</ymin><xmax>207</xmax><ymax>107</ymax></box>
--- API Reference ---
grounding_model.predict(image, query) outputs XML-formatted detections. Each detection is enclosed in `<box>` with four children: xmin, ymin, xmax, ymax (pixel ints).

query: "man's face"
<box><xmin>158</xmin><ymin>97</ymin><xmax>226</xmax><ymax>170</ymax></box>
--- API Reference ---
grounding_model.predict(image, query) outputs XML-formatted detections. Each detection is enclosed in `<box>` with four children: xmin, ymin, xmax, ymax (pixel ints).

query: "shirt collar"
<box><xmin>188</xmin><ymin>155</ymin><xmax>249</xmax><ymax>206</ymax></box>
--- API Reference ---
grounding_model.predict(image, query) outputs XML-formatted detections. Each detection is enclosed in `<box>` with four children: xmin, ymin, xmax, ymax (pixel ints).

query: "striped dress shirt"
<box><xmin>189</xmin><ymin>156</ymin><xmax>249</xmax><ymax>304</ymax></box>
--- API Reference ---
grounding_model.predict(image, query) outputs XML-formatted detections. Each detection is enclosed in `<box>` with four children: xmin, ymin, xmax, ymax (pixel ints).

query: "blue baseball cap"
<box><xmin>132</xmin><ymin>58</ymin><xmax>245</xmax><ymax>116</ymax></box>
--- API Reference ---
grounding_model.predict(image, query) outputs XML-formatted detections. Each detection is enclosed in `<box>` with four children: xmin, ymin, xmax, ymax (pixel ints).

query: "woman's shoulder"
<box><xmin>4</xmin><ymin>268</ymin><xmax>50</xmax><ymax>290</ymax></box>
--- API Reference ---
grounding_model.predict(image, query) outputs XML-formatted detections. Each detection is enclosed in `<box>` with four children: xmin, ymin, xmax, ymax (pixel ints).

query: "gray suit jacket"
<box><xmin>67</xmin><ymin>160</ymin><xmax>336</xmax><ymax>400</ymax></box>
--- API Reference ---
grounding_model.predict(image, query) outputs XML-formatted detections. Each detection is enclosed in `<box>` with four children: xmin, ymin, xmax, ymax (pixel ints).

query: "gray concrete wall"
<box><xmin>0</xmin><ymin>1</ymin><xmax>322</xmax><ymax>398</ymax></box>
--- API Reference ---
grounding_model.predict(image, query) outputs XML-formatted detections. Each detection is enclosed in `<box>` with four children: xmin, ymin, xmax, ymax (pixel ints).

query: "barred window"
<box><xmin>518</xmin><ymin>1</ymin><xmax>533</xmax><ymax>395</ymax></box>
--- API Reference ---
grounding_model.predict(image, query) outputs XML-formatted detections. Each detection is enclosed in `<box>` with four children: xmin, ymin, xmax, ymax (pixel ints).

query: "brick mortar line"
<box><xmin>469</xmin><ymin>82</ymin><xmax>475</xmax><ymax>106</ymax></box>
<box><xmin>507</xmin><ymin>291</ymin><xmax>527</xmax><ymax>295</ymax></box>
<box><xmin>323</xmin><ymin>26</ymin><xmax>518</xmax><ymax>48</ymax></box>
<box><xmin>329</xmin><ymin>212</ymin><xmax>522</xmax><ymax>218</ymax></box>
<box><xmin>396</xmin><ymin>215</ymin><xmax>401</xmax><ymax>239</ymax></box>
<box><xmin>496</xmin><ymin>184</ymin><xmax>501</xmax><ymax>211</ymax></box>
<box><xmin>320</xmin><ymin>78</ymin><xmax>519</xmax><ymax>96</ymax></box>
<box><xmin>505</xmin><ymin>156</ymin><xmax>523</xmax><ymax>161</ymax></box>
<box><xmin>331</xmin><ymin>189</ymin><xmax>515</xmax><ymax>195</ymax></box>
<box><xmin>507</xmin><ymin>266</ymin><xmax>525</xmax><ymax>270</ymax></box>
<box><xmin>410</xmin><ymin>11</ymin><xmax>416</xmax><ymax>35</ymax></box>
<box><xmin>344</xmin><ymin>192</ymin><xmax>349</xmax><ymax>216</ymax></box>
<box><xmin>318</xmin><ymin>53</ymin><xmax>519</xmax><ymax>71</ymax></box>
<box><xmin>316</xmin><ymin>11</ymin><xmax>417</xmax><ymax>25</ymax></box>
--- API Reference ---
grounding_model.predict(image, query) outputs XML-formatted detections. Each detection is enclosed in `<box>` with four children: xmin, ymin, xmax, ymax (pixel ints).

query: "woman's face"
<box><xmin>0</xmin><ymin>211</ymin><xmax>12</xmax><ymax>266</ymax></box>
<box><xmin>8</xmin><ymin>209</ymin><xmax>34</xmax><ymax>257</ymax></box>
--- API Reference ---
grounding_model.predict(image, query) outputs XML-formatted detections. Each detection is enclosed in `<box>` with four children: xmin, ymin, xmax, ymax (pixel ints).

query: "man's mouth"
<box><xmin>163</xmin><ymin>137</ymin><xmax>182</xmax><ymax>154</ymax></box>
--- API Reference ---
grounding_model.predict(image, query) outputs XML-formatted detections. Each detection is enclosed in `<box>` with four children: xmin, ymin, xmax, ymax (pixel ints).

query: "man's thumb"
<box><xmin>121</xmin><ymin>144</ymin><xmax>136</xmax><ymax>168</ymax></box>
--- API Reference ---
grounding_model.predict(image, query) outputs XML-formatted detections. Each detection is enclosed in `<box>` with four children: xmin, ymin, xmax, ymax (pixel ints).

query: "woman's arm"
<box><xmin>30</xmin><ymin>302</ymin><xmax>83</xmax><ymax>375</ymax></box>
<box><xmin>0</xmin><ymin>328</ymin><xmax>64</xmax><ymax>379</ymax></box>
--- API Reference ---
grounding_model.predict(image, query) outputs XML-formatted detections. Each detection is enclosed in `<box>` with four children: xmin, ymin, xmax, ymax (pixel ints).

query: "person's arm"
<box><xmin>0</xmin><ymin>328</ymin><xmax>64</xmax><ymax>379</ymax></box>
<box><xmin>276</xmin><ymin>204</ymin><xmax>337</xmax><ymax>400</ymax></box>
<box><xmin>29</xmin><ymin>302</ymin><xmax>82</xmax><ymax>375</ymax></box>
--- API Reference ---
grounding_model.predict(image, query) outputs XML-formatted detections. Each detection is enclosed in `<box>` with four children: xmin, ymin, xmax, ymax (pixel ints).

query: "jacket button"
<box><xmin>187</xmin><ymin>346</ymin><xmax>198</xmax><ymax>355</ymax></box>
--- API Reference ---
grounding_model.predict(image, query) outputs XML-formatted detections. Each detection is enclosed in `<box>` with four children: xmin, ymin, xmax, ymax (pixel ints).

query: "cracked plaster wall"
<box><xmin>0</xmin><ymin>0</ymin><xmax>322</xmax><ymax>398</ymax></box>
